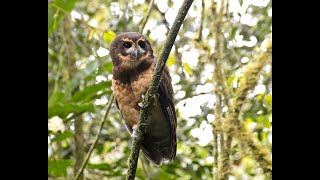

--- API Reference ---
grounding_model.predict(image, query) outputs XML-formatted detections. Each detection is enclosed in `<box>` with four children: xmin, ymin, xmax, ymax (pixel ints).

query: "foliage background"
<box><xmin>48</xmin><ymin>0</ymin><xmax>272</xmax><ymax>179</ymax></box>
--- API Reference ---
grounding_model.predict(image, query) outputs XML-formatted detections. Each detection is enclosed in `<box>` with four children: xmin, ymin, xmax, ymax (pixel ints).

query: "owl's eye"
<box><xmin>123</xmin><ymin>42</ymin><xmax>132</xmax><ymax>48</ymax></box>
<box><xmin>138</xmin><ymin>41</ymin><xmax>146</xmax><ymax>49</ymax></box>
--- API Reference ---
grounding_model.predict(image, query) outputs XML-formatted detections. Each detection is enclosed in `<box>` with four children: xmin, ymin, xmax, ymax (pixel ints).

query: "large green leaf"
<box><xmin>48</xmin><ymin>0</ymin><xmax>78</xmax><ymax>37</ymax></box>
<box><xmin>48</xmin><ymin>102</ymin><xmax>94</xmax><ymax>119</ymax></box>
<box><xmin>71</xmin><ymin>81</ymin><xmax>112</xmax><ymax>103</ymax></box>
<box><xmin>48</xmin><ymin>159</ymin><xmax>72</xmax><ymax>177</ymax></box>
<box><xmin>48</xmin><ymin>92</ymin><xmax>65</xmax><ymax>108</ymax></box>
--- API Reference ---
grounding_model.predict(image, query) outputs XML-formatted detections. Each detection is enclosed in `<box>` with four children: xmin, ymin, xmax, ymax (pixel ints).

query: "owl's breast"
<box><xmin>112</xmin><ymin>79</ymin><xmax>139</xmax><ymax>130</ymax></box>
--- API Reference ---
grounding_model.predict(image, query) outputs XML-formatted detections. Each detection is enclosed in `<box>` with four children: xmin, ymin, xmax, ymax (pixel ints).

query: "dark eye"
<box><xmin>123</xmin><ymin>42</ymin><xmax>132</xmax><ymax>48</ymax></box>
<box><xmin>138</xmin><ymin>41</ymin><xmax>146</xmax><ymax>49</ymax></box>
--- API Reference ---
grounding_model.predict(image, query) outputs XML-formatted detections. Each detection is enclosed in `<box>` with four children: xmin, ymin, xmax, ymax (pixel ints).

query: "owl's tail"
<box><xmin>140</xmin><ymin>132</ymin><xmax>176</xmax><ymax>166</ymax></box>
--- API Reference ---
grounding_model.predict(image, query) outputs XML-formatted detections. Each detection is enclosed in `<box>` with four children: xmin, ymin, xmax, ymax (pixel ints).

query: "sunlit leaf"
<box><xmin>264</xmin><ymin>94</ymin><xmax>272</xmax><ymax>106</ymax></box>
<box><xmin>183</xmin><ymin>63</ymin><xmax>193</xmax><ymax>76</ymax></box>
<box><xmin>88</xmin><ymin>29</ymin><xmax>95</xmax><ymax>40</ymax></box>
<box><xmin>104</xmin><ymin>31</ymin><xmax>116</xmax><ymax>44</ymax></box>
<box><xmin>167</xmin><ymin>55</ymin><xmax>175</xmax><ymax>67</ymax></box>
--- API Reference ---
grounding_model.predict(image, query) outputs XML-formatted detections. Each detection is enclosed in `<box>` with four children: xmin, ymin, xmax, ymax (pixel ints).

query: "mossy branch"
<box><xmin>125</xmin><ymin>0</ymin><xmax>194</xmax><ymax>179</ymax></box>
<box><xmin>62</xmin><ymin>15</ymin><xmax>84</xmax><ymax>179</ymax></box>
<box><xmin>73</xmin><ymin>95</ymin><xmax>114</xmax><ymax>180</ymax></box>
<box><xmin>224</xmin><ymin>37</ymin><xmax>272</xmax><ymax>177</ymax></box>
<box><xmin>211</xmin><ymin>0</ymin><xmax>227</xmax><ymax>179</ymax></box>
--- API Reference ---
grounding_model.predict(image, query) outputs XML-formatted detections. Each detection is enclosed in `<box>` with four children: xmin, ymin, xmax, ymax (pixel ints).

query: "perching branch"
<box><xmin>125</xmin><ymin>0</ymin><xmax>194</xmax><ymax>179</ymax></box>
<box><xmin>139</xmin><ymin>0</ymin><xmax>154</xmax><ymax>34</ymax></box>
<box><xmin>73</xmin><ymin>95</ymin><xmax>114</xmax><ymax>180</ymax></box>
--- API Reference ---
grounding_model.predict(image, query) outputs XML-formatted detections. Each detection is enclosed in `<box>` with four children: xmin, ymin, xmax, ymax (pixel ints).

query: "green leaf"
<box><xmin>48</xmin><ymin>92</ymin><xmax>65</xmax><ymax>108</ymax></box>
<box><xmin>183</xmin><ymin>63</ymin><xmax>193</xmax><ymax>76</ymax></box>
<box><xmin>71</xmin><ymin>81</ymin><xmax>111</xmax><ymax>103</ymax></box>
<box><xmin>104</xmin><ymin>61</ymin><xmax>113</xmax><ymax>73</ymax></box>
<box><xmin>65</xmin><ymin>59</ymin><xmax>99</xmax><ymax>95</ymax></box>
<box><xmin>55</xmin><ymin>0</ymin><xmax>78</xmax><ymax>12</ymax></box>
<box><xmin>48</xmin><ymin>102</ymin><xmax>94</xmax><ymax>119</ymax></box>
<box><xmin>167</xmin><ymin>55</ymin><xmax>175</xmax><ymax>67</ymax></box>
<box><xmin>103</xmin><ymin>31</ymin><xmax>116</xmax><ymax>44</ymax></box>
<box><xmin>264</xmin><ymin>94</ymin><xmax>272</xmax><ymax>106</ymax></box>
<box><xmin>48</xmin><ymin>159</ymin><xmax>72</xmax><ymax>177</ymax></box>
<box><xmin>51</xmin><ymin>131</ymin><xmax>74</xmax><ymax>142</ymax></box>
<box><xmin>48</xmin><ymin>6</ymin><xmax>61</xmax><ymax>37</ymax></box>
<box><xmin>230</xmin><ymin>27</ymin><xmax>238</xmax><ymax>40</ymax></box>
<box><xmin>159</xmin><ymin>168</ymin><xmax>175</xmax><ymax>179</ymax></box>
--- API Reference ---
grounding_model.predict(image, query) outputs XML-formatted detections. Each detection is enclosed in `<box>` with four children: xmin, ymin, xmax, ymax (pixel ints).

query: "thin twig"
<box><xmin>175</xmin><ymin>92</ymin><xmax>211</xmax><ymax>102</ymax></box>
<box><xmin>197</xmin><ymin>0</ymin><xmax>205</xmax><ymax>40</ymax></box>
<box><xmin>73</xmin><ymin>95</ymin><xmax>114</xmax><ymax>180</ymax></box>
<box><xmin>125</xmin><ymin>1</ymin><xmax>194</xmax><ymax>179</ymax></box>
<box><xmin>212</xmin><ymin>125</ymin><xmax>218</xmax><ymax>180</ymax></box>
<box><xmin>139</xmin><ymin>0</ymin><xmax>155</xmax><ymax>34</ymax></box>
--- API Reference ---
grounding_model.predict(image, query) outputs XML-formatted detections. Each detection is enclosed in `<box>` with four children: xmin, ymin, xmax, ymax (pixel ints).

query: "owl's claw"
<box><xmin>131</xmin><ymin>125</ymin><xmax>138</xmax><ymax>138</ymax></box>
<box><xmin>138</xmin><ymin>94</ymin><xmax>145</xmax><ymax>107</ymax></box>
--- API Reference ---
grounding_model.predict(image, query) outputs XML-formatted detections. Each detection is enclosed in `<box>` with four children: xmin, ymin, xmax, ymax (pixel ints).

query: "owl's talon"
<box><xmin>142</xmin><ymin>95</ymin><xmax>145</xmax><ymax>99</ymax></box>
<box><xmin>131</xmin><ymin>125</ymin><xmax>138</xmax><ymax>138</ymax></box>
<box><xmin>131</xmin><ymin>130</ymin><xmax>137</xmax><ymax>138</ymax></box>
<box><xmin>138</xmin><ymin>102</ymin><xmax>143</xmax><ymax>108</ymax></box>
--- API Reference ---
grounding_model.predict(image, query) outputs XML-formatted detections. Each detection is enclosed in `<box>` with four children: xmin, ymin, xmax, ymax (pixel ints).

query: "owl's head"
<box><xmin>109</xmin><ymin>32</ymin><xmax>154</xmax><ymax>71</ymax></box>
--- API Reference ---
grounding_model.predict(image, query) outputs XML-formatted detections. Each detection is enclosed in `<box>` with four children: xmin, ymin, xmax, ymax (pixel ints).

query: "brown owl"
<box><xmin>109</xmin><ymin>32</ymin><xmax>177</xmax><ymax>166</ymax></box>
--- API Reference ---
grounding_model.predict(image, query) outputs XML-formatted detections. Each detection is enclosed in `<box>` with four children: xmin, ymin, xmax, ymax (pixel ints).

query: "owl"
<box><xmin>109</xmin><ymin>32</ymin><xmax>177</xmax><ymax>166</ymax></box>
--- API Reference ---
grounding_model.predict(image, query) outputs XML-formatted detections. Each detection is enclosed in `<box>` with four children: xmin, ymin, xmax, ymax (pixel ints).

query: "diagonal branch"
<box><xmin>125</xmin><ymin>0</ymin><xmax>194</xmax><ymax>179</ymax></box>
<box><xmin>73</xmin><ymin>94</ymin><xmax>114</xmax><ymax>180</ymax></box>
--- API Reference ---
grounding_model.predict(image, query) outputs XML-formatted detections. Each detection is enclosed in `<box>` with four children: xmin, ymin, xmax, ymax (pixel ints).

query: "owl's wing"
<box><xmin>158</xmin><ymin>65</ymin><xmax>177</xmax><ymax>160</ymax></box>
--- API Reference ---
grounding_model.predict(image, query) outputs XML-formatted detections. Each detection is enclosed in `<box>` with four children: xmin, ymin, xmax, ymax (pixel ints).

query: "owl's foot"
<box><xmin>131</xmin><ymin>124</ymin><xmax>138</xmax><ymax>138</ymax></box>
<box><xmin>138</xmin><ymin>95</ymin><xmax>145</xmax><ymax>108</ymax></box>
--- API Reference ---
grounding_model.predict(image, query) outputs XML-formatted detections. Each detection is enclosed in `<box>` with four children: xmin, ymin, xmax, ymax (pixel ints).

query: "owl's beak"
<box><xmin>130</xmin><ymin>49</ymin><xmax>139</xmax><ymax>60</ymax></box>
